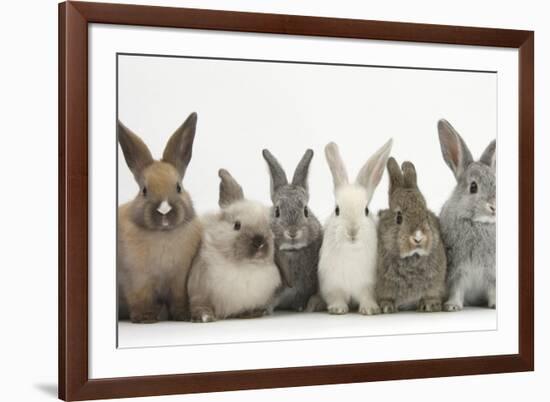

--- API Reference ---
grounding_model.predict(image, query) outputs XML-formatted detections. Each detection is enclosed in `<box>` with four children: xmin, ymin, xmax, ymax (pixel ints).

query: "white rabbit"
<box><xmin>318</xmin><ymin>140</ymin><xmax>393</xmax><ymax>315</ymax></box>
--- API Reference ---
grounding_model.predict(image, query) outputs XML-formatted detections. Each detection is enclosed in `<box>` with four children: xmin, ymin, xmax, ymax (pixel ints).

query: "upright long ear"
<box><xmin>325</xmin><ymin>142</ymin><xmax>349</xmax><ymax>189</ymax></box>
<box><xmin>437</xmin><ymin>119</ymin><xmax>473</xmax><ymax>180</ymax></box>
<box><xmin>401</xmin><ymin>161</ymin><xmax>418</xmax><ymax>189</ymax></box>
<box><xmin>356</xmin><ymin>139</ymin><xmax>393</xmax><ymax>201</ymax></box>
<box><xmin>262</xmin><ymin>149</ymin><xmax>288</xmax><ymax>200</ymax></box>
<box><xmin>291</xmin><ymin>149</ymin><xmax>314</xmax><ymax>191</ymax></box>
<box><xmin>480</xmin><ymin>139</ymin><xmax>496</xmax><ymax>170</ymax></box>
<box><xmin>387</xmin><ymin>157</ymin><xmax>403</xmax><ymax>196</ymax></box>
<box><xmin>162</xmin><ymin>112</ymin><xmax>198</xmax><ymax>178</ymax></box>
<box><xmin>218</xmin><ymin>169</ymin><xmax>244</xmax><ymax>208</ymax></box>
<box><xmin>117</xmin><ymin>121</ymin><xmax>154</xmax><ymax>180</ymax></box>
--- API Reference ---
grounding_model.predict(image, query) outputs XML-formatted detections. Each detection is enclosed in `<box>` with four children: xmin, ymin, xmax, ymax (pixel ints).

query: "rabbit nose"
<box><xmin>157</xmin><ymin>200</ymin><xmax>172</xmax><ymax>215</ymax></box>
<box><xmin>487</xmin><ymin>202</ymin><xmax>496</xmax><ymax>214</ymax></box>
<box><xmin>285</xmin><ymin>230</ymin><xmax>302</xmax><ymax>240</ymax></box>
<box><xmin>252</xmin><ymin>235</ymin><xmax>266</xmax><ymax>249</ymax></box>
<box><xmin>347</xmin><ymin>228</ymin><xmax>358</xmax><ymax>239</ymax></box>
<box><xmin>410</xmin><ymin>230</ymin><xmax>425</xmax><ymax>245</ymax></box>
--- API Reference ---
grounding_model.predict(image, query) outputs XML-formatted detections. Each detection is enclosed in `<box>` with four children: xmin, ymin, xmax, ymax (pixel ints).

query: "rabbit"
<box><xmin>262</xmin><ymin>148</ymin><xmax>323</xmax><ymax>312</ymax></box>
<box><xmin>437</xmin><ymin>119</ymin><xmax>496</xmax><ymax>311</ymax></box>
<box><xmin>187</xmin><ymin>169</ymin><xmax>289</xmax><ymax>322</ymax></box>
<box><xmin>376</xmin><ymin>158</ymin><xmax>447</xmax><ymax>313</ymax></box>
<box><xmin>318</xmin><ymin>139</ymin><xmax>393</xmax><ymax>315</ymax></box>
<box><xmin>117</xmin><ymin>112</ymin><xmax>202</xmax><ymax>323</ymax></box>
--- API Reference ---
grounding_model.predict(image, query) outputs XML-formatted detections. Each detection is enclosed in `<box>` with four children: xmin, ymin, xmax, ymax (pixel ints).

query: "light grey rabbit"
<box><xmin>376</xmin><ymin>158</ymin><xmax>447</xmax><ymax>313</ymax></box>
<box><xmin>262</xmin><ymin>149</ymin><xmax>323</xmax><ymax>312</ymax></box>
<box><xmin>437</xmin><ymin>119</ymin><xmax>496</xmax><ymax>311</ymax></box>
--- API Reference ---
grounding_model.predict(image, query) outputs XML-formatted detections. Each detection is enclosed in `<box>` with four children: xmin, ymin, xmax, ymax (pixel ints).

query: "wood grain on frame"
<box><xmin>58</xmin><ymin>1</ymin><xmax>534</xmax><ymax>400</ymax></box>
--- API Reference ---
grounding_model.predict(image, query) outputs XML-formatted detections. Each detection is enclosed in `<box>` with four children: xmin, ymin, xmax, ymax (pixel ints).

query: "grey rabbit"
<box><xmin>376</xmin><ymin>158</ymin><xmax>447</xmax><ymax>313</ymax></box>
<box><xmin>262</xmin><ymin>149</ymin><xmax>323</xmax><ymax>312</ymax></box>
<box><xmin>437</xmin><ymin>119</ymin><xmax>496</xmax><ymax>311</ymax></box>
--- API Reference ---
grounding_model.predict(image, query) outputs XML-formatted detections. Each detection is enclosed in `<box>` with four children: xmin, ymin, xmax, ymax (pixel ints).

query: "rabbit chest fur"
<box><xmin>193</xmin><ymin>239</ymin><xmax>281</xmax><ymax>319</ymax></box>
<box><xmin>118</xmin><ymin>203</ymin><xmax>202</xmax><ymax>317</ymax></box>
<box><xmin>273</xmin><ymin>237</ymin><xmax>322</xmax><ymax>311</ymax></box>
<box><xmin>440</xmin><ymin>208</ymin><xmax>496</xmax><ymax>305</ymax></box>
<box><xmin>377</xmin><ymin>210</ymin><xmax>446</xmax><ymax>308</ymax></box>
<box><xmin>318</xmin><ymin>218</ymin><xmax>378</xmax><ymax>304</ymax></box>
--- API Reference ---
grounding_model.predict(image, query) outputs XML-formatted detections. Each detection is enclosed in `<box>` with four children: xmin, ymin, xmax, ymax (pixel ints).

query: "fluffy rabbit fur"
<box><xmin>187</xmin><ymin>169</ymin><xmax>286</xmax><ymax>322</ymax></box>
<box><xmin>262</xmin><ymin>149</ymin><xmax>323</xmax><ymax>312</ymax></box>
<box><xmin>376</xmin><ymin>158</ymin><xmax>447</xmax><ymax>313</ymax></box>
<box><xmin>117</xmin><ymin>113</ymin><xmax>201</xmax><ymax>323</ymax></box>
<box><xmin>437</xmin><ymin>119</ymin><xmax>496</xmax><ymax>310</ymax></box>
<box><xmin>318</xmin><ymin>140</ymin><xmax>393</xmax><ymax>315</ymax></box>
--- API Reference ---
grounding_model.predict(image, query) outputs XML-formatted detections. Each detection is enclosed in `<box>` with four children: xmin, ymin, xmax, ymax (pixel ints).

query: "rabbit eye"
<box><xmin>234</xmin><ymin>221</ymin><xmax>241</xmax><ymax>231</ymax></box>
<box><xmin>396</xmin><ymin>211</ymin><xmax>403</xmax><ymax>225</ymax></box>
<box><xmin>304</xmin><ymin>206</ymin><xmax>309</xmax><ymax>218</ymax></box>
<box><xmin>365</xmin><ymin>206</ymin><xmax>369</xmax><ymax>217</ymax></box>
<box><xmin>176</xmin><ymin>183</ymin><xmax>182</xmax><ymax>193</ymax></box>
<box><xmin>142</xmin><ymin>187</ymin><xmax>147</xmax><ymax>197</ymax></box>
<box><xmin>470</xmin><ymin>181</ymin><xmax>478</xmax><ymax>194</ymax></box>
<box><xmin>335</xmin><ymin>206</ymin><xmax>340</xmax><ymax>216</ymax></box>
<box><xmin>275</xmin><ymin>207</ymin><xmax>280</xmax><ymax>218</ymax></box>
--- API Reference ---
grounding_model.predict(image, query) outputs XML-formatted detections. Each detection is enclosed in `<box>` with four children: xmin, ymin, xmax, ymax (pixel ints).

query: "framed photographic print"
<box><xmin>59</xmin><ymin>1</ymin><xmax>534</xmax><ymax>400</ymax></box>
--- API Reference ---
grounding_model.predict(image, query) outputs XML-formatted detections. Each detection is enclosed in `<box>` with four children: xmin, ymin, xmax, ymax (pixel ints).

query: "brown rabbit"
<box><xmin>376</xmin><ymin>158</ymin><xmax>447</xmax><ymax>313</ymax></box>
<box><xmin>117</xmin><ymin>113</ymin><xmax>202</xmax><ymax>323</ymax></box>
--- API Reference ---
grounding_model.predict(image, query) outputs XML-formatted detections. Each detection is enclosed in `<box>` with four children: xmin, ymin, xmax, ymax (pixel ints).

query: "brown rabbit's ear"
<box><xmin>291</xmin><ymin>149</ymin><xmax>314</xmax><ymax>191</ymax></box>
<box><xmin>162</xmin><ymin>112</ymin><xmax>198</xmax><ymax>178</ymax></box>
<box><xmin>117</xmin><ymin>121</ymin><xmax>154</xmax><ymax>180</ymax></box>
<box><xmin>387</xmin><ymin>157</ymin><xmax>403</xmax><ymax>195</ymax></box>
<box><xmin>218</xmin><ymin>169</ymin><xmax>244</xmax><ymax>208</ymax></box>
<box><xmin>325</xmin><ymin>142</ymin><xmax>349</xmax><ymax>189</ymax></box>
<box><xmin>480</xmin><ymin>139</ymin><xmax>496</xmax><ymax>170</ymax></box>
<box><xmin>437</xmin><ymin>119</ymin><xmax>473</xmax><ymax>180</ymax></box>
<box><xmin>262</xmin><ymin>149</ymin><xmax>288</xmax><ymax>200</ymax></box>
<box><xmin>401</xmin><ymin>161</ymin><xmax>418</xmax><ymax>189</ymax></box>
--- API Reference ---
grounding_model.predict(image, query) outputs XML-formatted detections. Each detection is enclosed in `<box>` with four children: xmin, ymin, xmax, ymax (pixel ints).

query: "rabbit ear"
<box><xmin>401</xmin><ymin>161</ymin><xmax>418</xmax><ymax>189</ymax></box>
<box><xmin>117</xmin><ymin>121</ymin><xmax>154</xmax><ymax>180</ymax></box>
<box><xmin>480</xmin><ymin>139</ymin><xmax>496</xmax><ymax>170</ymax></box>
<box><xmin>291</xmin><ymin>149</ymin><xmax>314</xmax><ymax>191</ymax></box>
<box><xmin>325</xmin><ymin>142</ymin><xmax>349</xmax><ymax>189</ymax></box>
<box><xmin>437</xmin><ymin>119</ymin><xmax>473</xmax><ymax>180</ymax></box>
<box><xmin>356</xmin><ymin>139</ymin><xmax>393</xmax><ymax>200</ymax></box>
<box><xmin>387</xmin><ymin>157</ymin><xmax>403</xmax><ymax>196</ymax></box>
<box><xmin>162</xmin><ymin>112</ymin><xmax>198</xmax><ymax>178</ymax></box>
<box><xmin>218</xmin><ymin>169</ymin><xmax>244</xmax><ymax>208</ymax></box>
<box><xmin>262</xmin><ymin>149</ymin><xmax>288</xmax><ymax>199</ymax></box>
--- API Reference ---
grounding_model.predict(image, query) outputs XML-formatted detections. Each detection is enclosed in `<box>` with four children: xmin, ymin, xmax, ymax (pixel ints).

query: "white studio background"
<box><xmin>1</xmin><ymin>1</ymin><xmax>548</xmax><ymax>402</ymax></box>
<box><xmin>118</xmin><ymin>55</ymin><xmax>496</xmax><ymax>217</ymax></box>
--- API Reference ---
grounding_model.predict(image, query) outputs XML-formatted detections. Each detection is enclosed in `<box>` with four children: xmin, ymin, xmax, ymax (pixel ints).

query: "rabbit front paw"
<box><xmin>328</xmin><ymin>303</ymin><xmax>349</xmax><ymax>315</ymax></box>
<box><xmin>379</xmin><ymin>300</ymin><xmax>396</xmax><ymax>314</ymax></box>
<box><xmin>359</xmin><ymin>302</ymin><xmax>380</xmax><ymax>316</ymax></box>
<box><xmin>443</xmin><ymin>302</ymin><xmax>463</xmax><ymax>312</ymax></box>
<box><xmin>191</xmin><ymin>307</ymin><xmax>216</xmax><ymax>323</ymax></box>
<box><xmin>130</xmin><ymin>310</ymin><xmax>159</xmax><ymax>324</ymax></box>
<box><xmin>418</xmin><ymin>298</ymin><xmax>442</xmax><ymax>312</ymax></box>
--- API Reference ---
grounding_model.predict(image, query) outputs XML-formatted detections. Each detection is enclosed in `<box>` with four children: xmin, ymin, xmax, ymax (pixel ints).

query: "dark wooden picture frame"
<box><xmin>59</xmin><ymin>1</ymin><xmax>534</xmax><ymax>400</ymax></box>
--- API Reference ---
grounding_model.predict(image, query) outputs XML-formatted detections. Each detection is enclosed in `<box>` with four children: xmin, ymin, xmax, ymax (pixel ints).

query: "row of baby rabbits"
<box><xmin>117</xmin><ymin>113</ymin><xmax>496</xmax><ymax>324</ymax></box>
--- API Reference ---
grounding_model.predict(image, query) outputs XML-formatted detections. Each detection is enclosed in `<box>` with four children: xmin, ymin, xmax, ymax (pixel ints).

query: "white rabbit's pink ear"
<box><xmin>162</xmin><ymin>112</ymin><xmax>198</xmax><ymax>178</ymax></box>
<box><xmin>117</xmin><ymin>121</ymin><xmax>154</xmax><ymax>180</ymax></box>
<box><xmin>438</xmin><ymin>119</ymin><xmax>473</xmax><ymax>180</ymax></box>
<box><xmin>480</xmin><ymin>140</ymin><xmax>496</xmax><ymax>170</ymax></box>
<box><xmin>218</xmin><ymin>169</ymin><xmax>244</xmax><ymax>208</ymax></box>
<box><xmin>325</xmin><ymin>142</ymin><xmax>349</xmax><ymax>189</ymax></box>
<box><xmin>356</xmin><ymin>138</ymin><xmax>393</xmax><ymax>201</ymax></box>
